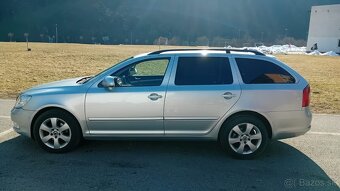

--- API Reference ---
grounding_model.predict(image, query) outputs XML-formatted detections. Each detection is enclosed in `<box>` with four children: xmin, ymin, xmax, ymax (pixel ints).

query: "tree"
<box><xmin>66</xmin><ymin>36</ymin><xmax>71</xmax><ymax>43</ymax></box>
<box><xmin>91</xmin><ymin>37</ymin><xmax>96</xmax><ymax>44</ymax></box>
<box><xmin>8</xmin><ymin>33</ymin><xmax>14</xmax><ymax>42</ymax></box>
<box><xmin>196</xmin><ymin>36</ymin><xmax>209</xmax><ymax>46</ymax></box>
<box><xmin>102</xmin><ymin>36</ymin><xmax>110</xmax><ymax>44</ymax></box>
<box><xmin>153</xmin><ymin>36</ymin><xmax>168</xmax><ymax>45</ymax></box>
<box><xmin>79</xmin><ymin>36</ymin><xmax>84</xmax><ymax>43</ymax></box>
<box><xmin>40</xmin><ymin>34</ymin><xmax>44</xmax><ymax>42</ymax></box>
<box><xmin>24</xmin><ymin>33</ymin><xmax>29</xmax><ymax>41</ymax></box>
<box><xmin>275</xmin><ymin>37</ymin><xmax>306</xmax><ymax>47</ymax></box>
<box><xmin>168</xmin><ymin>37</ymin><xmax>180</xmax><ymax>45</ymax></box>
<box><xmin>212</xmin><ymin>36</ymin><xmax>227</xmax><ymax>47</ymax></box>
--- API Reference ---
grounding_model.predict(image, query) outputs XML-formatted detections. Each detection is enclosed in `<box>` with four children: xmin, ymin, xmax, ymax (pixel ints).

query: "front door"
<box><xmin>85</xmin><ymin>57</ymin><xmax>172</xmax><ymax>135</ymax></box>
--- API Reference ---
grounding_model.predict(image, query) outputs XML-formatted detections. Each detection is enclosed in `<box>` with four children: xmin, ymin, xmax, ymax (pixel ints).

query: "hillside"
<box><xmin>1</xmin><ymin>0</ymin><xmax>339</xmax><ymax>44</ymax></box>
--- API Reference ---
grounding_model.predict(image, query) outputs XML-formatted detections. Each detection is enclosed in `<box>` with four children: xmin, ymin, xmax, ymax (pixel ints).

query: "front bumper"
<box><xmin>11</xmin><ymin>108</ymin><xmax>36</xmax><ymax>138</ymax></box>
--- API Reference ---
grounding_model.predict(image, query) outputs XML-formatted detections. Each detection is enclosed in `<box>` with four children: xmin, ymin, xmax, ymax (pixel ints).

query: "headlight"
<box><xmin>14</xmin><ymin>94</ymin><xmax>32</xmax><ymax>109</ymax></box>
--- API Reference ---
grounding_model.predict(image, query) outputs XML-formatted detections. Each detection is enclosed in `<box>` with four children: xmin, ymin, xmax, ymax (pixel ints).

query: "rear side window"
<box><xmin>236</xmin><ymin>58</ymin><xmax>295</xmax><ymax>84</ymax></box>
<box><xmin>175</xmin><ymin>57</ymin><xmax>233</xmax><ymax>85</ymax></box>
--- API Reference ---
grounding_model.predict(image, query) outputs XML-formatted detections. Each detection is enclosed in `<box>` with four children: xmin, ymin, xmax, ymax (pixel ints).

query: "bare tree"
<box><xmin>154</xmin><ymin>36</ymin><xmax>168</xmax><ymax>49</ymax></box>
<box><xmin>102</xmin><ymin>36</ymin><xmax>109</xmax><ymax>44</ymax></box>
<box><xmin>168</xmin><ymin>37</ymin><xmax>180</xmax><ymax>45</ymax></box>
<box><xmin>196</xmin><ymin>36</ymin><xmax>209</xmax><ymax>46</ymax></box>
<box><xmin>79</xmin><ymin>36</ymin><xmax>84</xmax><ymax>43</ymax></box>
<box><xmin>40</xmin><ymin>34</ymin><xmax>44</xmax><ymax>42</ymax></box>
<box><xmin>66</xmin><ymin>36</ymin><xmax>70</xmax><ymax>43</ymax></box>
<box><xmin>8</xmin><ymin>33</ymin><xmax>14</xmax><ymax>42</ymax></box>
<box><xmin>91</xmin><ymin>37</ymin><xmax>96</xmax><ymax>44</ymax></box>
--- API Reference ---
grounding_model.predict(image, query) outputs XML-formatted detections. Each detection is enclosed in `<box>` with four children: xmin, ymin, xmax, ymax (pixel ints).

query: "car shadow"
<box><xmin>0</xmin><ymin>136</ymin><xmax>338</xmax><ymax>191</ymax></box>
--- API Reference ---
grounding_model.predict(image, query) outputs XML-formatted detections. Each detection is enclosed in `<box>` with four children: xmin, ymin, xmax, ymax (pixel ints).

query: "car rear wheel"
<box><xmin>219</xmin><ymin>115</ymin><xmax>269</xmax><ymax>159</ymax></box>
<box><xmin>33</xmin><ymin>109</ymin><xmax>82</xmax><ymax>153</ymax></box>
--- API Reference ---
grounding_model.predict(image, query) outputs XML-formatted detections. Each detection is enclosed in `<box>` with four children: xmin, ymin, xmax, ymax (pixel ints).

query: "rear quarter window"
<box><xmin>235</xmin><ymin>58</ymin><xmax>295</xmax><ymax>84</ymax></box>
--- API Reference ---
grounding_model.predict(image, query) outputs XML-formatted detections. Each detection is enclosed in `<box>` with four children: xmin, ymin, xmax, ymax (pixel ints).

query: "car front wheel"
<box><xmin>33</xmin><ymin>109</ymin><xmax>82</xmax><ymax>153</ymax></box>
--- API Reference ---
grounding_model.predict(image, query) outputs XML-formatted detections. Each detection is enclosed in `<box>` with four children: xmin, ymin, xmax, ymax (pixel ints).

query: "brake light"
<box><xmin>302</xmin><ymin>85</ymin><xmax>310</xmax><ymax>107</ymax></box>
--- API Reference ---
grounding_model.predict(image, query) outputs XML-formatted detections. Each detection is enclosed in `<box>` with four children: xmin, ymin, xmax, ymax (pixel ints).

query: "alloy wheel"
<box><xmin>39</xmin><ymin>117</ymin><xmax>72</xmax><ymax>149</ymax></box>
<box><xmin>228</xmin><ymin>123</ymin><xmax>262</xmax><ymax>155</ymax></box>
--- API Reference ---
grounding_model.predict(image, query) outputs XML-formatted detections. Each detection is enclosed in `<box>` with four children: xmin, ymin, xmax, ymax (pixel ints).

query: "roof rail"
<box><xmin>148</xmin><ymin>48</ymin><xmax>265</xmax><ymax>56</ymax></box>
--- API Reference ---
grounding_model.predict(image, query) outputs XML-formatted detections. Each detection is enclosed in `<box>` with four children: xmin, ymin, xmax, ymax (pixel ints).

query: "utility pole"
<box><xmin>55</xmin><ymin>24</ymin><xmax>58</xmax><ymax>43</ymax></box>
<box><xmin>130</xmin><ymin>32</ymin><xmax>132</xmax><ymax>45</ymax></box>
<box><xmin>24</xmin><ymin>33</ymin><xmax>30</xmax><ymax>51</ymax></box>
<box><xmin>158</xmin><ymin>37</ymin><xmax>161</xmax><ymax>50</ymax></box>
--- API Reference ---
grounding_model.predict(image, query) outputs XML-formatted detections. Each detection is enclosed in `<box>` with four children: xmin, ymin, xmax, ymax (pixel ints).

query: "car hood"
<box><xmin>22</xmin><ymin>77</ymin><xmax>87</xmax><ymax>95</ymax></box>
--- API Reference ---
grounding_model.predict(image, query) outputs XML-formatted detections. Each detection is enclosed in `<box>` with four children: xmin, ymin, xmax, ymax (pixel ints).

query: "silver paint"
<box><xmin>11</xmin><ymin>51</ymin><xmax>312</xmax><ymax>142</ymax></box>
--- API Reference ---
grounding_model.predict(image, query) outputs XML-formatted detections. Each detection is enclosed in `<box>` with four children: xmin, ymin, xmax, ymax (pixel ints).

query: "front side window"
<box><xmin>236</xmin><ymin>58</ymin><xmax>295</xmax><ymax>84</ymax></box>
<box><xmin>175</xmin><ymin>57</ymin><xmax>233</xmax><ymax>85</ymax></box>
<box><xmin>113</xmin><ymin>58</ymin><xmax>169</xmax><ymax>87</ymax></box>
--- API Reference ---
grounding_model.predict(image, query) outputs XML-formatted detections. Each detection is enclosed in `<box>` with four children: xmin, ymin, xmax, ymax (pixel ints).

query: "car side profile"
<box><xmin>11</xmin><ymin>48</ymin><xmax>312</xmax><ymax>159</ymax></box>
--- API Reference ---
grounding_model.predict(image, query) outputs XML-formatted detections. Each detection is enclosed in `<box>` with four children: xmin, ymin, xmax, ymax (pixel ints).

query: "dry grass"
<box><xmin>1</xmin><ymin>42</ymin><xmax>339</xmax><ymax>113</ymax></box>
<box><xmin>0</xmin><ymin>42</ymin><xmax>168</xmax><ymax>98</ymax></box>
<box><xmin>277</xmin><ymin>55</ymin><xmax>340</xmax><ymax>114</ymax></box>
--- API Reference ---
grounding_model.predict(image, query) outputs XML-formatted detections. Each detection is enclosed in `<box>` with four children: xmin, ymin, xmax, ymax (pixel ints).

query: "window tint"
<box><xmin>175</xmin><ymin>57</ymin><xmax>233</xmax><ymax>85</ymax></box>
<box><xmin>236</xmin><ymin>58</ymin><xmax>295</xmax><ymax>84</ymax></box>
<box><xmin>112</xmin><ymin>58</ymin><xmax>169</xmax><ymax>87</ymax></box>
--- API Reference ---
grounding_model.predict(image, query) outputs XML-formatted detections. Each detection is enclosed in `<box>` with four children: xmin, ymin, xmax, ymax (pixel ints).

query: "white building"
<box><xmin>307</xmin><ymin>4</ymin><xmax>340</xmax><ymax>53</ymax></box>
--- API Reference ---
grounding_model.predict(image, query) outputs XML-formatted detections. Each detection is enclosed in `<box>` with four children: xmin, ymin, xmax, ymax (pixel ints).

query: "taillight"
<box><xmin>302</xmin><ymin>85</ymin><xmax>310</xmax><ymax>107</ymax></box>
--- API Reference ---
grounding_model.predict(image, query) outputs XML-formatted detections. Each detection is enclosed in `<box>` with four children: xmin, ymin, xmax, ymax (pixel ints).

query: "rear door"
<box><xmin>164</xmin><ymin>55</ymin><xmax>241</xmax><ymax>135</ymax></box>
<box><xmin>233</xmin><ymin>57</ymin><xmax>301</xmax><ymax>111</ymax></box>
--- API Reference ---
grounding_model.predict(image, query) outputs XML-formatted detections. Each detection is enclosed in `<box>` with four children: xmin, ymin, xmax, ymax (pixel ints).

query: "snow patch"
<box><xmin>244</xmin><ymin>44</ymin><xmax>306</xmax><ymax>55</ymax></box>
<box><xmin>235</xmin><ymin>44</ymin><xmax>338</xmax><ymax>56</ymax></box>
<box><xmin>321</xmin><ymin>51</ymin><xmax>338</xmax><ymax>56</ymax></box>
<box><xmin>307</xmin><ymin>50</ymin><xmax>321</xmax><ymax>55</ymax></box>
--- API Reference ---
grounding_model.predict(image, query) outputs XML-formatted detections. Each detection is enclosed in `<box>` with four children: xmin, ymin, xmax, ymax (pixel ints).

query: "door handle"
<box><xmin>148</xmin><ymin>93</ymin><xmax>162</xmax><ymax>101</ymax></box>
<box><xmin>222</xmin><ymin>92</ymin><xmax>236</xmax><ymax>100</ymax></box>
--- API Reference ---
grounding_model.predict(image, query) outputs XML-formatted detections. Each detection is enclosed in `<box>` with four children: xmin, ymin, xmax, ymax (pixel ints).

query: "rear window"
<box><xmin>235</xmin><ymin>58</ymin><xmax>295</xmax><ymax>84</ymax></box>
<box><xmin>175</xmin><ymin>57</ymin><xmax>233</xmax><ymax>85</ymax></box>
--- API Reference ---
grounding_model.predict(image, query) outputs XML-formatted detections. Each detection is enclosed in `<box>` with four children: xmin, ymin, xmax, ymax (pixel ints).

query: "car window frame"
<box><xmin>167</xmin><ymin>54</ymin><xmax>238</xmax><ymax>87</ymax></box>
<box><xmin>231</xmin><ymin>55</ymin><xmax>298</xmax><ymax>85</ymax></box>
<box><xmin>114</xmin><ymin>57</ymin><xmax>170</xmax><ymax>77</ymax></box>
<box><xmin>95</xmin><ymin>56</ymin><xmax>173</xmax><ymax>88</ymax></box>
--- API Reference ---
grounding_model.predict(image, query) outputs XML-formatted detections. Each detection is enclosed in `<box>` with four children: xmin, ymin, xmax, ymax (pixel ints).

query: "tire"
<box><xmin>33</xmin><ymin>109</ymin><xmax>82</xmax><ymax>153</ymax></box>
<box><xmin>219</xmin><ymin>115</ymin><xmax>269</xmax><ymax>159</ymax></box>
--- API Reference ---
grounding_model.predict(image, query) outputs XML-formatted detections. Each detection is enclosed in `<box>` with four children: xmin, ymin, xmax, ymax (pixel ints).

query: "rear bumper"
<box><xmin>11</xmin><ymin>108</ymin><xmax>35</xmax><ymax>138</ymax></box>
<box><xmin>267</xmin><ymin>107</ymin><xmax>312</xmax><ymax>140</ymax></box>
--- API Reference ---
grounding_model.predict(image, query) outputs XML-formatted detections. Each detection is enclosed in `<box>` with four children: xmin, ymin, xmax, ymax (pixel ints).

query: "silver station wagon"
<box><xmin>11</xmin><ymin>49</ymin><xmax>312</xmax><ymax>159</ymax></box>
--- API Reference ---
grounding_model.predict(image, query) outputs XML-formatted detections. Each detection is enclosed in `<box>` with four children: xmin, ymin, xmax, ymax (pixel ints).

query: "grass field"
<box><xmin>1</xmin><ymin>42</ymin><xmax>339</xmax><ymax>114</ymax></box>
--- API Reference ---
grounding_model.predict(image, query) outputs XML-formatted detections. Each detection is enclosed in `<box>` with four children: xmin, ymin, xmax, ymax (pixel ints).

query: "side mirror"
<box><xmin>102</xmin><ymin>76</ymin><xmax>123</xmax><ymax>88</ymax></box>
<box><xmin>102</xmin><ymin>76</ymin><xmax>116</xmax><ymax>88</ymax></box>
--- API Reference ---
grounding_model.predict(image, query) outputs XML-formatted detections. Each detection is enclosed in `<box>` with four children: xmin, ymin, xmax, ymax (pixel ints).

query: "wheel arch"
<box><xmin>219</xmin><ymin>110</ymin><xmax>273</xmax><ymax>139</ymax></box>
<box><xmin>30</xmin><ymin>106</ymin><xmax>83</xmax><ymax>140</ymax></box>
